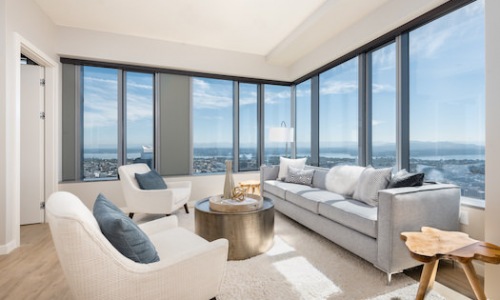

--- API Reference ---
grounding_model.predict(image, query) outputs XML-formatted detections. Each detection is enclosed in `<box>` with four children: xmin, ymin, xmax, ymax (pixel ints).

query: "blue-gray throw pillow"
<box><xmin>135</xmin><ymin>169</ymin><xmax>167</xmax><ymax>190</ymax></box>
<box><xmin>93</xmin><ymin>193</ymin><xmax>160</xmax><ymax>264</ymax></box>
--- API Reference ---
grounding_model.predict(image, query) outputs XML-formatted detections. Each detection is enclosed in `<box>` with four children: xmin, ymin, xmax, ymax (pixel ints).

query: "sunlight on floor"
<box><xmin>273</xmin><ymin>256</ymin><xmax>342</xmax><ymax>299</ymax></box>
<box><xmin>265</xmin><ymin>236</ymin><xmax>295</xmax><ymax>256</ymax></box>
<box><xmin>265</xmin><ymin>235</ymin><xmax>342</xmax><ymax>299</ymax></box>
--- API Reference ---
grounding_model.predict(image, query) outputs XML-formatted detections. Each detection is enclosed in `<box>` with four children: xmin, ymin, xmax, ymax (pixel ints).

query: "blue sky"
<box><xmin>83</xmin><ymin>0</ymin><xmax>484</xmax><ymax>152</ymax></box>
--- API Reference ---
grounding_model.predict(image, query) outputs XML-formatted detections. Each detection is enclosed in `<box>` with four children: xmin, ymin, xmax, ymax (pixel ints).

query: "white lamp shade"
<box><xmin>269</xmin><ymin>127</ymin><xmax>294</xmax><ymax>142</ymax></box>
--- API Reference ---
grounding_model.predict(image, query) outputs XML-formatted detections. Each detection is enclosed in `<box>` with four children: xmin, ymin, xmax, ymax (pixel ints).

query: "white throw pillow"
<box><xmin>325</xmin><ymin>165</ymin><xmax>365</xmax><ymax>197</ymax></box>
<box><xmin>277</xmin><ymin>157</ymin><xmax>307</xmax><ymax>180</ymax></box>
<box><xmin>353</xmin><ymin>166</ymin><xmax>392</xmax><ymax>206</ymax></box>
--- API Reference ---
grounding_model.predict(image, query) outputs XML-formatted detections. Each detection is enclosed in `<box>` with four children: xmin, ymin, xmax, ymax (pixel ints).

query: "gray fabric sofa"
<box><xmin>260</xmin><ymin>165</ymin><xmax>461</xmax><ymax>282</ymax></box>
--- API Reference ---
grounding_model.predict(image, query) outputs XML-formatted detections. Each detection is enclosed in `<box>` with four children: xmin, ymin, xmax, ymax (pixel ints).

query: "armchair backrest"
<box><xmin>46</xmin><ymin>191</ymin><xmax>142</xmax><ymax>299</ymax></box>
<box><xmin>118</xmin><ymin>163</ymin><xmax>151</xmax><ymax>191</ymax></box>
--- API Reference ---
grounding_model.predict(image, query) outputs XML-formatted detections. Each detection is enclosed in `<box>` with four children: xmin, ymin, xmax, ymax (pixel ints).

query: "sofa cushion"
<box><xmin>353</xmin><ymin>167</ymin><xmax>392</xmax><ymax>206</ymax></box>
<box><xmin>305</xmin><ymin>166</ymin><xmax>328</xmax><ymax>189</ymax></box>
<box><xmin>286</xmin><ymin>189</ymin><xmax>346</xmax><ymax>214</ymax></box>
<box><xmin>277</xmin><ymin>157</ymin><xmax>307</xmax><ymax>180</ymax></box>
<box><xmin>263</xmin><ymin>180</ymin><xmax>317</xmax><ymax>199</ymax></box>
<box><xmin>318</xmin><ymin>199</ymin><xmax>378</xmax><ymax>238</ymax></box>
<box><xmin>284</xmin><ymin>166</ymin><xmax>315</xmax><ymax>186</ymax></box>
<box><xmin>325</xmin><ymin>165</ymin><xmax>365</xmax><ymax>197</ymax></box>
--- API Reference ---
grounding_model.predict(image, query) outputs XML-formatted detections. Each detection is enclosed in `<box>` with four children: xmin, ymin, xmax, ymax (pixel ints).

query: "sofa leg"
<box><xmin>387</xmin><ymin>273</ymin><xmax>392</xmax><ymax>285</ymax></box>
<box><xmin>184</xmin><ymin>203</ymin><xmax>190</xmax><ymax>214</ymax></box>
<box><xmin>128</xmin><ymin>212</ymin><xmax>134</xmax><ymax>219</ymax></box>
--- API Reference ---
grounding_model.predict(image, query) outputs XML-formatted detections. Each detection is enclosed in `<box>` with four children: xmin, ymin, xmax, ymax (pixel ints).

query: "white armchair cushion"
<box><xmin>93</xmin><ymin>193</ymin><xmax>159</xmax><ymax>263</ymax></box>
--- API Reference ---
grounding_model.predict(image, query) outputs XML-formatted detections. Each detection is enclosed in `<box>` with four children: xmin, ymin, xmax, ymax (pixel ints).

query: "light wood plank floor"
<box><xmin>0</xmin><ymin>224</ymin><xmax>72</xmax><ymax>300</ymax></box>
<box><xmin>0</xmin><ymin>223</ymin><xmax>481</xmax><ymax>300</ymax></box>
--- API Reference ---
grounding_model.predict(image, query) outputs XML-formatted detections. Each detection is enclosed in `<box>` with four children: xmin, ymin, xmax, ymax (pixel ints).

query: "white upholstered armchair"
<box><xmin>118</xmin><ymin>163</ymin><xmax>192</xmax><ymax>219</ymax></box>
<box><xmin>46</xmin><ymin>191</ymin><xmax>229</xmax><ymax>300</ymax></box>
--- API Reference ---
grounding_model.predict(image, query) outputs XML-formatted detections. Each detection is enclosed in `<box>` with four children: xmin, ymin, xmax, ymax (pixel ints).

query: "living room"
<box><xmin>1</xmin><ymin>0</ymin><xmax>499</xmax><ymax>299</ymax></box>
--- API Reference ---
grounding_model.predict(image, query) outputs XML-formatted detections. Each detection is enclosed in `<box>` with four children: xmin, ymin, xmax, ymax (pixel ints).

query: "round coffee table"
<box><xmin>194</xmin><ymin>197</ymin><xmax>274</xmax><ymax>260</ymax></box>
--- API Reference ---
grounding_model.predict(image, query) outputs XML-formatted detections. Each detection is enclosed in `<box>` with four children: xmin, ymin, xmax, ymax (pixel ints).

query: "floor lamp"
<box><xmin>269</xmin><ymin>121</ymin><xmax>294</xmax><ymax>158</ymax></box>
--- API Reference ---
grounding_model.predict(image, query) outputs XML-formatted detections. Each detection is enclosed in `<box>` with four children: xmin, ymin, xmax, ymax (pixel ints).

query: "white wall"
<box><xmin>59</xmin><ymin>172</ymin><xmax>260</xmax><ymax>210</ymax></box>
<box><xmin>0</xmin><ymin>0</ymin><xmax>8</xmax><ymax>252</ymax></box>
<box><xmin>0</xmin><ymin>0</ymin><xmax>58</xmax><ymax>253</ymax></box>
<box><xmin>485</xmin><ymin>0</ymin><xmax>500</xmax><ymax>297</ymax></box>
<box><xmin>56</xmin><ymin>27</ymin><xmax>290</xmax><ymax>82</ymax></box>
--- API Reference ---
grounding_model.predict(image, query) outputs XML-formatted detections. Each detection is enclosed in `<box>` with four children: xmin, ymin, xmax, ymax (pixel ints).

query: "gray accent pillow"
<box><xmin>93</xmin><ymin>193</ymin><xmax>160</xmax><ymax>264</ymax></box>
<box><xmin>388</xmin><ymin>169</ymin><xmax>425</xmax><ymax>188</ymax></box>
<box><xmin>135</xmin><ymin>169</ymin><xmax>167</xmax><ymax>190</ymax></box>
<box><xmin>353</xmin><ymin>167</ymin><xmax>392</xmax><ymax>206</ymax></box>
<box><xmin>284</xmin><ymin>166</ymin><xmax>315</xmax><ymax>186</ymax></box>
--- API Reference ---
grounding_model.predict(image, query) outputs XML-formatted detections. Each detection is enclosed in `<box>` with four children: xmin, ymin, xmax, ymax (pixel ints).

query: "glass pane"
<box><xmin>409</xmin><ymin>1</ymin><xmax>485</xmax><ymax>199</ymax></box>
<box><xmin>371</xmin><ymin>43</ymin><xmax>396</xmax><ymax>168</ymax></box>
<box><xmin>239</xmin><ymin>83</ymin><xmax>258</xmax><ymax>171</ymax></box>
<box><xmin>264</xmin><ymin>85</ymin><xmax>291</xmax><ymax>165</ymax></box>
<box><xmin>192</xmin><ymin>77</ymin><xmax>233</xmax><ymax>173</ymax></box>
<box><xmin>296</xmin><ymin>80</ymin><xmax>312</xmax><ymax>164</ymax></box>
<box><xmin>319</xmin><ymin>58</ymin><xmax>359</xmax><ymax>168</ymax></box>
<box><xmin>82</xmin><ymin>66</ymin><xmax>119</xmax><ymax>180</ymax></box>
<box><xmin>125</xmin><ymin>71</ymin><xmax>154</xmax><ymax>168</ymax></box>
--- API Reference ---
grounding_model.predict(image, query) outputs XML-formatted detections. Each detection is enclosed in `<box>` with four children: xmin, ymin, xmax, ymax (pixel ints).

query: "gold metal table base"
<box><xmin>195</xmin><ymin>198</ymin><xmax>274</xmax><ymax>260</ymax></box>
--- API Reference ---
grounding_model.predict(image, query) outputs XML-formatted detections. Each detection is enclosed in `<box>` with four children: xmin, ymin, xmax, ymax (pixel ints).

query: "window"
<box><xmin>370</xmin><ymin>43</ymin><xmax>397</xmax><ymax>168</ymax></box>
<box><xmin>238</xmin><ymin>83</ymin><xmax>258</xmax><ymax>171</ymax></box>
<box><xmin>295</xmin><ymin>80</ymin><xmax>312</xmax><ymax>164</ymax></box>
<box><xmin>82</xmin><ymin>66</ymin><xmax>119</xmax><ymax>179</ymax></box>
<box><xmin>192</xmin><ymin>77</ymin><xmax>234</xmax><ymax>173</ymax></box>
<box><xmin>82</xmin><ymin>67</ymin><xmax>155</xmax><ymax>180</ymax></box>
<box><xmin>319</xmin><ymin>58</ymin><xmax>359</xmax><ymax>168</ymax></box>
<box><xmin>264</xmin><ymin>84</ymin><xmax>291</xmax><ymax>165</ymax></box>
<box><xmin>409</xmin><ymin>1</ymin><xmax>485</xmax><ymax>199</ymax></box>
<box><xmin>125</xmin><ymin>72</ymin><xmax>154</xmax><ymax>167</ymax></box>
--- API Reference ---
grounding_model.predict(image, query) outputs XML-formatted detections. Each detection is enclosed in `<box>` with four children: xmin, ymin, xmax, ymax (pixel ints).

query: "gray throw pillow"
<box><xmin>284</xmin><ymin>166</ymin><xmax>315</xmax><ymax>186</ymax></box>
<box><xmin>135</xmin><ymin>169</ymin><xmax>167</xmax><ymax>190</ymax></box>
<box><xmin>353</xmin><ymin>167</ymin><xmax>392</xmax><ymax>206</ymax></box>
<box><xmin>93</xmin><ymin>193</ymin><xmax>160</xmax><ymax>264</ymax></box>
<box><xmin>388</xmin><ymin>169</ymin><xmax>425</xmax><ymax>188</ymax></box>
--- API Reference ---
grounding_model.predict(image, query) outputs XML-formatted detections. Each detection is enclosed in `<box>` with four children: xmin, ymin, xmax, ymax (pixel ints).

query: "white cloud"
<box><xmin>192</xmin><ymin>78</ymin><xmax>233</xmax><ymax>109</ymax></box>
<box><xmin>320</xmin><ymin>80</ymin><xmax>357</xmax><ymax>95</ymax></box>
<box><xmin>372</xmin><ymin>83</ymin><xmax>395</xmax><ymax>94</ymax></box>
<box><xmin>372</xmin><ymin>119</ymin><xmax>384</xmax><ymax>126</ymax></box>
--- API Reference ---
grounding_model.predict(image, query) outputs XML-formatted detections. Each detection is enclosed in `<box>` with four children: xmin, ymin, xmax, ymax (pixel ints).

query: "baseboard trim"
<box><xmin>0</xmin><ymin>239</ymin><xmax>17</xmax><ymax>255</ymax></box>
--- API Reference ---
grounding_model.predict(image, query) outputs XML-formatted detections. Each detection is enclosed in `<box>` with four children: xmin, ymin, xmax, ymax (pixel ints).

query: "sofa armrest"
<box><xmin>376</xmin><ymin>183</ymin><xmax>461</xmax><ymax>274</ymax></box>
<box><xmin>260</xmin><ymin>165</ymin><xmax>279</xmax><ymax>194</ymax></box>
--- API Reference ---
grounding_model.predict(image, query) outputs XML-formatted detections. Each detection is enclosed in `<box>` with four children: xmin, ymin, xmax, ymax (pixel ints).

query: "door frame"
<box><xmin>11</xmin><ymin>34</ymin><xmax>58</xmax><ymax>247</ymax></box>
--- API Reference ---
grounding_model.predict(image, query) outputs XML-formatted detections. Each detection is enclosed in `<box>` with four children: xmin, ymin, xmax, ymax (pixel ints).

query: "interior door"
<box><xmin>20</xmin><ymin>64</ymin><xmax>45</xmax><ymax>225</ymax></box>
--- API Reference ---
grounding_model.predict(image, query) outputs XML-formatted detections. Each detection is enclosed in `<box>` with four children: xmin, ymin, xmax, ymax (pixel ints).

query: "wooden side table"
<box><xmin>239</xmin><ymin>180</ymin><xmax>261</xmax><ymax>195</ymax></box>
<box><xmin>401</xmin><ymin>227</ymin><xmax>500</xmax><ymax>300</ymax></box>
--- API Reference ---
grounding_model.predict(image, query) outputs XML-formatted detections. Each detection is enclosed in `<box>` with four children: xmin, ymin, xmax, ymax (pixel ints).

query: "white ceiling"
<box><xmin>34</xmin><ymin>0</ymin><xmax>392</xmax><ymax>66</ymax></box>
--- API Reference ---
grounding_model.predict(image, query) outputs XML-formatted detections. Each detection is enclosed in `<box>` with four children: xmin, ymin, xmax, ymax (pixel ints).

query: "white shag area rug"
<box><xmin>137</xmin><ymin>210</ymin><xmax>446</xmax><ymax>300</ymax></box>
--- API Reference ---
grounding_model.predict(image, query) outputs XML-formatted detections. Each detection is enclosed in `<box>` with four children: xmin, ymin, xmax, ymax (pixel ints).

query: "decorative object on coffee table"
<box><xmin>401</xmin><ymin>226</ymin><xmax>500</xmax><ymax>300</ymax></box>
<box><xmin>239</xmin><ymin>180</ymin><xmax>261</xmax><ymax>195</ymax></box>
<box><xmin>223</xmin><ymin>160</ymin><xmax>235</xmax><ymax>199</ymax></box>
<box><xmin>208</xmin><ymin>193</ymin><xmax>263</xmax><ymax>213</ymax></box>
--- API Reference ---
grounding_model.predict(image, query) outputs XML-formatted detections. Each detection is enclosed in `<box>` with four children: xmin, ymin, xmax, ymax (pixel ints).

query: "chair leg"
<box><xmin>184</xmin><ymin>203</ymin><xmax>190</xmax><ymax>214</ymax></box>
<box><xmin>128</xmin><ymin>212</ymin><xmax>134</xmax><ymax>219</ymax></box>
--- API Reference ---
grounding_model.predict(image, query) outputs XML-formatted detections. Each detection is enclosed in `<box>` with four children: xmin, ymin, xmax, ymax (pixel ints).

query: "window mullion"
<box><xmin>396</xmin><ymin>33</ymin><xmax>410</xmax><ymax>171</ymax></box>
<box><xmin>118</xmin><ymin>70</ymin><xmax>125</xmax><ymax>167</ymax></box>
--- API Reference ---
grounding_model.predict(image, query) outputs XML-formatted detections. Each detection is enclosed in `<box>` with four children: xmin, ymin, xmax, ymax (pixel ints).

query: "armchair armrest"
<box><xmin>376</xmin><ymin>183</ymin><xmax>461</xmax><ymax>273</ymax></box>
<box><xmin>164</xmin><ymin>180</ymin><xmax>192</xmax><ymax>189</ymax></box>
